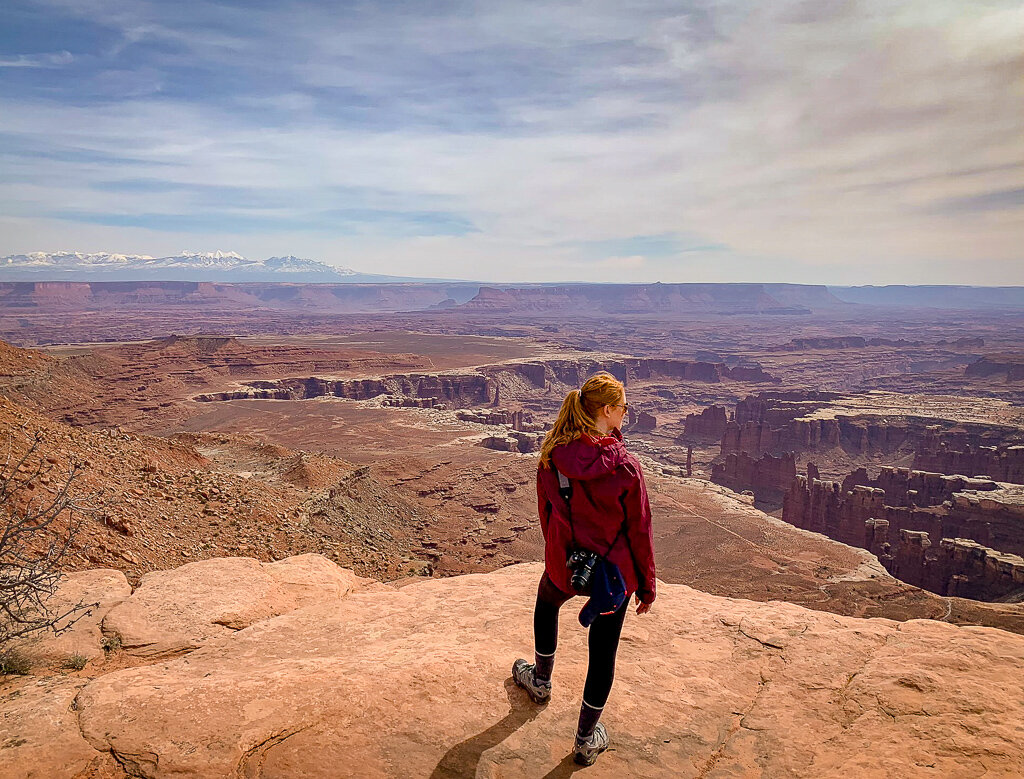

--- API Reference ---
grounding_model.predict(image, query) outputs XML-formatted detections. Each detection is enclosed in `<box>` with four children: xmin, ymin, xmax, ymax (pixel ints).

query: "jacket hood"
<box><xmin>550</xmin><ymin>431</ymin><xmax>626</xmax><ymax>481</ymax></box>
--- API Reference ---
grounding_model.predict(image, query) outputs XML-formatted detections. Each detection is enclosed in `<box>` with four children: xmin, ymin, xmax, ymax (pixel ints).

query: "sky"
<box><xmin>1</xmin><ymin>0</ymin><xmax>1022</xmax><ymax>284</ymax></box>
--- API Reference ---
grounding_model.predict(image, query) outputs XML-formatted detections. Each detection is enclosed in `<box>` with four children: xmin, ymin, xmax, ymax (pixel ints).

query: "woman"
<box><xmin>512</xmin><ymin>372</ymin><xmax>656</xmax><ymax>766</ymax></box>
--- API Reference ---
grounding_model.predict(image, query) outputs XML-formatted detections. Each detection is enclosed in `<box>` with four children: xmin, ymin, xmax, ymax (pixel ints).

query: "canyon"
<box><xmin>3</xmin><ymin>280</ymin><xmax>1024</xmax><ymax>775</ymax></box>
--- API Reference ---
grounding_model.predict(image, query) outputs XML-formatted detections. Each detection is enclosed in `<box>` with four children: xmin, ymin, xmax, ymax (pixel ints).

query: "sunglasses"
<box><xmin>611</xmin><ymin>403</ymin><xmax>629</xmax><ymax>411</ymax></box>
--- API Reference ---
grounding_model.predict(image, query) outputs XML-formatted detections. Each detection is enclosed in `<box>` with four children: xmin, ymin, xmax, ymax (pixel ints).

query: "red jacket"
<box><xmin>536</xmin><ymin>431</ymin><xmax>656</xmax><ymax>603</ymax></box>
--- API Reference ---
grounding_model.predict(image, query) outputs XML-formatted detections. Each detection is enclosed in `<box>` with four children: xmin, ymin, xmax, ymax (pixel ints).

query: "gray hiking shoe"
<box><xmin>574</xmin><ymin>722</ymin><xmax>609</xmax><ymax>766</ymax></box>
<box><xmin>512</xmin><ymin>658</ymin><xmax>551</xmax><ymax>704</ymax></box>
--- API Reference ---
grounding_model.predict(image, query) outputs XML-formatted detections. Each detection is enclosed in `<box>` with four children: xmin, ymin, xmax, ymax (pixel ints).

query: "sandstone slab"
<box><xmin>101</xmin><ymin>554</ymin><xmax>366</xmax><ymax>657</ymax></box>
<box><xmin>0</xmin><ymin>677</ymin><xmax>99</xmax><ymax>779</ymax></box>
<box><xmin>65</xmin><ymin>560</ymin><xmax>1024</xmax><ymax>778</ymax></box>
<box><xmin>17</xmin><ymin>569</ymin><xmax>131</xmax><ymax>665</ymax></box>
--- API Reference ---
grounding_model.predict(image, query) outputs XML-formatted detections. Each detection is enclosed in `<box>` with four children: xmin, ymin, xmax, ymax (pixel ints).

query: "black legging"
<box><xmin>533</xmin><ymin>572</ymin><xmax>629</xmax><ymax>708</ymax></box>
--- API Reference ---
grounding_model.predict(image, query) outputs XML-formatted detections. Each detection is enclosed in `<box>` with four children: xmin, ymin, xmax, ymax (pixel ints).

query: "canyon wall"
<box><xmin>630</xmin><ymin>408</ymin><xmax>657</xmax><ymax>432</ymax></box>
<box><xmin>914</xmin><ymin>443</ymin><xmax>1024</xmax><ymax>483</ymax></box>
<box><xmin>194</xmin><ymin>358</ymin><xmax>779</xmax><ymax>413</ymax></box>
<box><xmin>772</xmin><ymin>336</ymin><xmax>984</xmax><ymax>351</ymax></box>
<box><xmin>719</xmin><ymin>417</ymin><xmax>914</xmax><ymax>457</ymax></box>
<box><xmin>782</xmin><ymin>466</ymin><xmax>1024</xmax><ymax>600</ymax></box>
<box><xmin>195</xmin><ymin>373</ymin><xmax>493</xmax><ymax>407</ymax></box>
<box><xmin>966</xmin><ymin>355</ymin><xmax>1024</xmax><ymax>381</ymax></box>
<box><xmin>733</xmin><ymin>391</ymin><xmax>843</xmax><ymax>426</ymax></box>
<box><xmin>721</xmin><ymin>391</ymin><xmax>1024</xmax><ymax>459</ymax></box>
<box><xmin>0</xmin><ymin>280</ymin><xmax>482</xmax><ymax>313</ymax></box>
<box><xmin>525</xmin><ymin>358</ymin><xmax>778</xmax><ymax>387</ymax></box>
<box><xmin>710</xmin><ymin>451</ymin><xmax>796</xmax><ymax>502</ymax></box>
<box><xmin>884</xmin><ymin>533</ymin><xmax>1024</xmax><ymax>601</ymax></box>
<box><xmin>622</xmin><ymin>358</ymin><xmax>777</xmax><ymax>383</ymax></box>
<box><xmin>682</xmin><ymin>405</ymin><xmax>729</xmax><ymax>440</ymax></box>
<box><xmin>453</xmin><ymin>283</ymin><xmax>843</xmax><ymax>315</ymax></box>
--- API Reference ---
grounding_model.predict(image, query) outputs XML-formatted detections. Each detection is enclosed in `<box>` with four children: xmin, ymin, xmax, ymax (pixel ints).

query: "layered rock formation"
<box><xmin>733</xmin><ymin>391</ymin><xmax>844</xmax><ymax>426</ymax></box>
<box><xmin>630</xmin><ymin>408</ymin><xmax>657</xmax><ymax>432</ymax></box>
<box><xmin>0</xmin><ymin>280</ymin><xmax>482</xmax><ymax>314</ymax></box>
<box><xmin>783</xmin><ymin>466</ymin><xmax>1024</xmax><ymax>600</ymax></box>
<box><xmin>711</xmin><ymin>451</ymin><xmax>796</xmax><ymax>503</ymax></box>
<box><xmin>880</xmin><ymin>532</ymin><xmax>1024</xmax><ymax>602</ymax></box>
<box><xmin>720</xmin><ymin>391</ymin><xmax>1024</xmax><ymax>459</ymax></box>
<box><xmin>5</xmin><ymin>559</ymin><xmax>1024</xmax><ymax>778</ymax></box>
<box><xmin>914</xmin><ymin>442</ymin><xmax>1024</xmax><ymax>483</ymax></box>
<box><xmin>455</xmin><ymin>408</ymin><xmax>535</xmax><ymax>430</ymax></box>
<box><xmin>478</xmin><ymin>431</ymin><xmax>544</xmax><ymax>454</ymax></box>
<box><xmin>454</xmin><ymin>282</ymin><xmax>842</xmax><ymax>315</ymax></box>
<box><xmin>966</xmin><ymin>354</ymin><xmax>1024</xmax><ymax>381</ymax></box>
<box><xmin>682</xmin><ymin>404</ymin><xmax>729</xmax><ymax>440</ymax></box>
<box><xmin>772</xmin><ymin>336</ymin><xmax>984</xmax><ymax>350</ymax></box>
<box><xmin>193</xmin><ymin>357</ymin><xmax>778</xmax><ymax>411</ymax></box>
<box><xmin>195</xmin><ymin>372</ymin><xmax>494</xmax><ymax>407</ymax></box>
<box><xmin>721</xmin><ymin>391</ymin><xmax>882</xmax><ymax>458</ymax></box>
<box><xmin>496</xmin><ymin>357</ymin><xmax>777</xmax><ymax>388</ymax></box>
<box><xmin>721</xmin><ymin>416</ymin><xmax>914</xmax><ymax>458</ymax></box>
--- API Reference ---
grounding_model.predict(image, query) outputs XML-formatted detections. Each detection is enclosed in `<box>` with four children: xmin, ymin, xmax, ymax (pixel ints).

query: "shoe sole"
<box><xmin>573</xmin><ymin>746</ymin><xmax>607</xmax><ymax>766</ymax></box>
<box><xmin>522</xmin><ymin>687</ymin><xmax>550</xmax><ymax>705</ymax></box>
<box><xmin>574</xmin><ymin>725</ymin><xmax>609</xmax><ymax>766</ymax></box>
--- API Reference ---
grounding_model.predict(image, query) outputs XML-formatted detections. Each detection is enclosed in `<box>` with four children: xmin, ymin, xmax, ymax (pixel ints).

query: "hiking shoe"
<box><xmin>574</xmin><ymin>722</ymin><xmax>609</xmax><ymax>766</ymax></box>
<box><xmin>512</xmin><ymin>658</ymin><xmax>551</xmax><ymax>704</ymax></box>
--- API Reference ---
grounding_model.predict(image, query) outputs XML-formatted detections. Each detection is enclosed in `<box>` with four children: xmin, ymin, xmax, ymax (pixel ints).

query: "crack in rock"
<box><xmin>71</xmin><ymin>686</ymin><xmax>160</xmax><ymax>778</ymax></box>
<box><xmin>233</xmin><ymin>725</ymin><xmax>310</xmax><ymax>778</ymax></box>
<box><xmin>696</xmin><ymin>668</ymin><xmax>773</xmax><ymax>778</ymax></box>
<box><xmin>736</xmin><ymin>617</ymin><xmax>786</xmax><ymax>650</ymax></box>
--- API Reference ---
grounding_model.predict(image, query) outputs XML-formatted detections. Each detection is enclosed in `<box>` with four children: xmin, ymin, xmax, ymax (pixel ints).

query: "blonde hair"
<box><xmin>538</xmin><ymin>372</ymin><xmax>625</xmax><ymax>468</ymax></box>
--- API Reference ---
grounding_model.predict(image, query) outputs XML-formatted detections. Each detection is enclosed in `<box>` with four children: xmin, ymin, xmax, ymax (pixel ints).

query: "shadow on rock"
<box><xmin>430</xmin><ymin>677</ymin><xmax>550</xmax><ymax>778</ymax></box>
<box><xmin>539</xmin><ymin>752</ymin><xmax>587</xmax><ymax>778</ymax></box>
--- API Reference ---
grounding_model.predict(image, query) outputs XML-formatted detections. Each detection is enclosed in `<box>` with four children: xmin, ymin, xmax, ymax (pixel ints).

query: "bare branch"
<box><xmin>0</xmin><ymin>425</ymin><xmax>95</xmax><ymax>651</ymax></box>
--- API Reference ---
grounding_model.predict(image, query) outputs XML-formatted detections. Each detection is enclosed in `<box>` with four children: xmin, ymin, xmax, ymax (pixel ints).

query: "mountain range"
<box><xmin>3</xmin><ymin>253</ymin><xmax>1023</xmax><ymax>311</ymax></box>
<box><xmin>0</xmin><ymin>251</ymin><xmax>430</xmax><ymax>283</ymax></box>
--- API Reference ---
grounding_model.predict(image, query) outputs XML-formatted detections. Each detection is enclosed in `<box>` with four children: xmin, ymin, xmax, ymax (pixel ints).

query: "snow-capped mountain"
<box><xmin>0</xmin><ymin>251</ymin><xmax>362</xmax><ymax>282</ymax></box>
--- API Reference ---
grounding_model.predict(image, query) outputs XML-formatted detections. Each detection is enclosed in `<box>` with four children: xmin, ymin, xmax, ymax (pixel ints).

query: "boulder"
<box><xmin>101</xmin><ymin>554</ymin><xmax>367</xmax><ymax>658</ymax></box>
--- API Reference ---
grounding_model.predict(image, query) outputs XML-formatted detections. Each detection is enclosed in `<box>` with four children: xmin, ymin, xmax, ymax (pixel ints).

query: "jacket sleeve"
<box><xmin>623</xmin><ymin>467</ymin><xmax>656</xmax><ymax>603</ymax></box>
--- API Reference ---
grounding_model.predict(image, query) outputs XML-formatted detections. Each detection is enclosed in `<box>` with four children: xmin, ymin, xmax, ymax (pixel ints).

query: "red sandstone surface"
<box><xmin>7</xmin><ymin>560</ymin><xmax>1024</xmax><ymax>778</ymax></box>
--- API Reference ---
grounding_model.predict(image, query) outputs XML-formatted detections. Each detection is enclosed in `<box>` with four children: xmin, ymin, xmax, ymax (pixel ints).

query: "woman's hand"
<box><xmin>635</xmin><ymin>594</ymin><xmax>652</xmax><ymax>615</ymax></box>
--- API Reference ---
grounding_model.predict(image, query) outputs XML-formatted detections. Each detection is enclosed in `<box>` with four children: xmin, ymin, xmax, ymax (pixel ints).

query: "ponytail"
<box><xmin>538</xmin><ymin>373</ymin><xmax>625</xmax><ymax>468</ymax></box>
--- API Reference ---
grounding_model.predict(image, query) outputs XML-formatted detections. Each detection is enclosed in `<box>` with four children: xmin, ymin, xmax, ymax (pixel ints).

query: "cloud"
<box><xmin>0</xmin><ymin>0</ymin><xmax>1021</xmax><ymax>282</ymax></box>
<box><xmin>0</xmin><ymin>50</ymin><xmax>72</xmax><ymax>68</ymax></box>
<box><xmin>574</xmin><ymin>234</ymin><xmax>730</xmax><ymax>260</ymax></box>
<box><xmin>598</xmin><ymin>255</ymin><xmax>647</xmax><ymax>270</ymax></box>
<box><xmin>927</xmin><ymin>187</ymin><xmax>1024</xmax><ymax>215</ymax></box>
<box><xmin>50</xmin><ymin>206</ymin><xmax>478</xmax><ymax>237</ymax></box>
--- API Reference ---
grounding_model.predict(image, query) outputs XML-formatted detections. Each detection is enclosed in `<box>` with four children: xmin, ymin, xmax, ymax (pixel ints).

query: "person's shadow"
<box><xmin>429</xmin><ymin>677</ymin><xmax>584</xmax><ymax>778</ymax></box>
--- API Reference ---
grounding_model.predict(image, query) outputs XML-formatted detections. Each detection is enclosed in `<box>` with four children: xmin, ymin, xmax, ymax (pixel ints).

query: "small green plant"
<box><xmin>100</xmin><ymin>634</ymin><xmax>122</xmax><ymax>653</ymax></box>
<box><xmin>0</xmin><ymin>648</ymin><xmax>32</xmax><ymax>676</ymax></box>
<box><xmin>62</xmin><ymin>654</ymin><xmax>88</xmax><ymax>671</ymax></box>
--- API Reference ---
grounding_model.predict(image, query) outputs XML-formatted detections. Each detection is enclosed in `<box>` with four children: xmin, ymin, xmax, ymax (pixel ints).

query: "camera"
<box><xmin>567</xmin><ymin>548</ymin><xmax>599</xmax><ymax>595</ymax></box>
